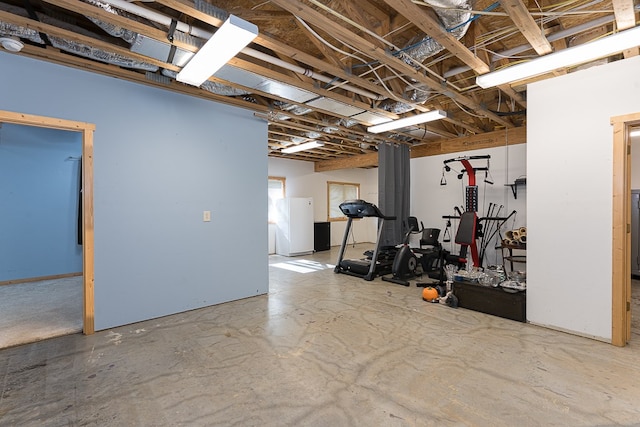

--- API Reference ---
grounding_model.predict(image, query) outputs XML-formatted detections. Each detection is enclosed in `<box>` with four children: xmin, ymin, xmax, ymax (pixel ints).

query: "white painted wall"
<box><xmin>268</xmin><ymin>157</ymin><xmax>378</xmax><ymax>246</ymax></box>
<box><xmin>527</xmin><ymin>55</ymin><xmax>640</xmax><ymax>341</ymax></box>
<box><xmin>410</xmin><ymin>144</ymin><xmax>527</xmax><ymax>266</ymax></box>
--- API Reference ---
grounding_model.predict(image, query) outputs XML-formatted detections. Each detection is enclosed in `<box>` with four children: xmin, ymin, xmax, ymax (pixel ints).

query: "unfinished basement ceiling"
<box><xmin>0</xmin><ymin>0</ymin><xmax>638</xmax><ymax>168</ymax></box>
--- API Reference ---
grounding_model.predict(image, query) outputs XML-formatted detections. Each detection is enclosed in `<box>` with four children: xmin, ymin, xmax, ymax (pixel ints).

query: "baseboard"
<box><xmin>527</xmin><ymin>320</ymin><xmax>611</xmax><ymax>344</ymax></box>
<box><xmin>0</xmin><ymin>272</ymin><xmax>82</xmax><ymax>286</ymax></box>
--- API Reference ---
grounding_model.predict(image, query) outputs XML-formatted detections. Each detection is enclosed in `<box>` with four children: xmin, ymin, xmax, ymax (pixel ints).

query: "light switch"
<box><xmin>203</xmin><ymin>211</ymin><xmax>211</xmax><ymax>222</ymax></box>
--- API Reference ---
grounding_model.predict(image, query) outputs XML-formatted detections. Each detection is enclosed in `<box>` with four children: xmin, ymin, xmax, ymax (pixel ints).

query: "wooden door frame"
<box><xmin>0</xmin><ymin>110</ymin><xmax>95</xmax><ymax>334</ymax></box>
<box><xmin>611</xmin><ymin>112</ymin><xmax>640</xmax><ymax>347</ymax></box>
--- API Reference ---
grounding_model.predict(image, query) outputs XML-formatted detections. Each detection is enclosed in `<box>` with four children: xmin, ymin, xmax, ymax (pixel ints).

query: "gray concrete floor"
<box><xmin>2</xmin><ymin>245</ymin><xmax>640</xmax><ymax>426</ymax></box>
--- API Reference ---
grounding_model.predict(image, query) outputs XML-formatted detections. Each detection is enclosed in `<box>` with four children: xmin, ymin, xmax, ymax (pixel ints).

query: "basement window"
<box><xmin>327</xmin><ymin>181</ymin><xmax>359</xmax><ymax>221</ymax></box>
<box><xmin>268</xmin><ymin>176</ymin><xmax>286</xmax><ymax>223</ymax></box>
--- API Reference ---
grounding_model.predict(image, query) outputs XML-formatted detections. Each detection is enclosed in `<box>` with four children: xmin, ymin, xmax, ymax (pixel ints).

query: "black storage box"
<box><xmin>452</xmin><ymin>280</ymin><xmax>526</xmax><ymax>322</ymax></box>
<box><xmin>314</xmin><ymin>221</ymin><xmax>331</xmax><ymax>251</ymax></box>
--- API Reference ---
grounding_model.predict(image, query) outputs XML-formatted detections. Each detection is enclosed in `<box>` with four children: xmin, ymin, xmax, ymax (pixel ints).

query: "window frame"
<box><xmin>268</xmin><ymin>176</ymin><xmax>286</xmax><ymax>224</ymax></box>
<box><xmin>327</xmin><ymin>181</ymin><xmax>360</xmax><ymax>221</ymax></box>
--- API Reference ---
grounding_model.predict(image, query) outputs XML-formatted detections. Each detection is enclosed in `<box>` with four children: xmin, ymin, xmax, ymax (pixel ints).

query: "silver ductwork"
<box><xmin>161</xmin><ymin>69</ymin><xmax>249</xmax><ymax>96</ymax></box>
<box><xmin>0</xmin><ymin>2</ymin><xmax>157</xmax><ymax>71</ymax></box>
<box><xmin>379</xmin><ymin>82</ymin><xmax>432</xmax><ymax>114</ymax></box>
<box><xmin>49</xmin><ymin>35</ymin><xmax>157</xmax><ymax>71</ymax></box>
<box><xmin>84</xmin><ymin>0</ymin><xmax>137</xmax><ymax>43</ymax></box>
<box><xmin>378</xmin><ymin>0</ymin><xmax>470</xmax><ymax>115</ymax></box>
<box><xmin>0</xmin><ymin>20</ymin><xmax>44</xmax><ymax>45</ymax></box>
<box><xmin>401</xmin><ymin>0</ymin><xmax>472</xmax><ymax>66</ymax></box>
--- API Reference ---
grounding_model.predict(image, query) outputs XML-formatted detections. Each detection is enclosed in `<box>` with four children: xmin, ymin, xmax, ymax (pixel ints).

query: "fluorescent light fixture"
<box><xmin>367</xmin><ymin>110</ymin><xmax>447</xmax><ymax>133</ymax></box>
<box><xmin>177</xmin><ymin>15</ymin><xmax>258</xmax><ymax>87</ymax></box>
<box><xmin>631</xmin><ymin>129</ymin><xmax>640</xmax><ymax>137</ymax></box>
<box><xmin>282</xmin><ymin>141</ymin><xmax>324</xmax><ymax>154</ymax></box>
<box><xmin>476</xmin><ymin>25</ymin><xmax>640</xmax><ymax>88</ymax></box>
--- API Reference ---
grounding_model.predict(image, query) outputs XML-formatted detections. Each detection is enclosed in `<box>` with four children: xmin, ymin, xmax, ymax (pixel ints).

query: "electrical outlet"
<box><xmin>203</xmin><ymin>211</ymin><xmax>211</xmax><ymax>222</ymax></box>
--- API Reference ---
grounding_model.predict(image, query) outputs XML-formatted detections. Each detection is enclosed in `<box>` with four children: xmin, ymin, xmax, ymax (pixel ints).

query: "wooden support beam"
<box><xmin>314</xmin><ymin>126</ymin><xmax>526</xmax><ymax>171</ymax></box>
<box><xmin>411</xmin><ymin>125</ymin><xmax>526</xmax><ymax>157</ymax></box>
<box><xmin>269</xmin><ymin>0</ymin><xmax>513</xmax><ymax>128</ymax></box>
<box><xmin>612</xmin><ymin>0</ymin><xmax>639</xmax><ymax>58</ymax></box>
<box><xmin>500</xmin><ymin>0</ymin><xmax>553</xmax><ymax>55</ymax></box>
<box><xmin>315</xmin><ymin>152</ymin><xmax>379</xmax><ymax>171</ymax></box>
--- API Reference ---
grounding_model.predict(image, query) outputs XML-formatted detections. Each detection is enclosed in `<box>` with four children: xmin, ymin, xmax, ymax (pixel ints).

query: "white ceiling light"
<box><xmin>367</xmin><ymin>110</ymin><xmax>447</xmax><ymax>133</ymax></box>
<box><xmin>476</xmin><ymin>25</ymin><xmax>640</xmax><ymax>88</ymax></box>
<box><xmin>631</xmin><ymin>129</ymin><xmax>640</xmax><ymax>137</ymax></box>
<box><xmin>282</xmin><ymin>141</ymin><xmax>325</xmax><ymax>154</ymax></box>
<box><xmin>0</xmin><ymin>36</ymin><xmax>24</xmax><ymax>53</ymax></box>
<box><xmin>177</xmin><ymin>15</ymin><xmax>258</xmax><ymax>87</ymax></box>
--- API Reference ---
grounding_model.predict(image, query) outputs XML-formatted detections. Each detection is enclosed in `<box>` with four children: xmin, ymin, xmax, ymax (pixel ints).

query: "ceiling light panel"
<box><xmin>282</xmin><ymin>141</ymin><xmax>325</xmax><ymax>153</ymax></box>
<box><xmin>367</xmin><ymin>110</ymin><xmax>447</xmax><ymax>133</ymax></box>
<box><xmin>476</xmin><ymin>25</ymin><xmax>640</xmax><ymax>88</ymax></box>
<box><xmin>177</xmin><ymin>15</ymin><xmax>258</xmax><ymax>87</ymax></box>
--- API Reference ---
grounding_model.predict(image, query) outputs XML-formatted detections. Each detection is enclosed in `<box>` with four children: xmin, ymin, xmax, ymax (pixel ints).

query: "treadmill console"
<box><xmin>339</xmin><ymin>199</ymin><xmax>386</xmax><ymax>218</ymax></box>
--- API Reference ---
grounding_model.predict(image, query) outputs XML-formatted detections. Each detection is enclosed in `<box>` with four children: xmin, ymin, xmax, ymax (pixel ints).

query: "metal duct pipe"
<box><xmin>0</xmin><ymin>2</ymin><xmax>156</xmax><ymax>71</ymax></box>
<box><xmin>242</xmin><ymin>47</ymin><xmax>383</xmax><ymax>100</ymax></box>
<box><xmin>100</xmin><ymin>0</ymin><xmax>383</xmax><ymax>100</ymax></box>
<box><xmin>400</xmin><ymin>0</ymin><xmax>472</xmax><ymax>66</ymax></box>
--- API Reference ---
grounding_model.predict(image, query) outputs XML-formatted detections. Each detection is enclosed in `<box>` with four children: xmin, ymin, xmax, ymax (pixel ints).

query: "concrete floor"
<box><xmin>2</xmin><ymin>245</ymin><xmax>640</xmax><ymax>426</ymax></box>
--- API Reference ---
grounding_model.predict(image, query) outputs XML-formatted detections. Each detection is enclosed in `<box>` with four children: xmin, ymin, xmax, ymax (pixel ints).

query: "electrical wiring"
<box><xmin>294</xmin><ymin>17</ymin><xmax>424</xmax><ymax>106</ymax></box>
<box><xmin>470</xmin><ymin>0</ymin><xmax>610</xmax><ymax>51</ymax></box>
<box><xmin>307</xmin><ymin>0</ymin><xmax>397</xmax><ymax>50</ymax></box>
<box><xmin>295</xmin><ymin>17</ymin><xmax>443</xmax><ymax>109</ymax></box>
<box><xmin>479</xmin><ymin>47</ymin><xmax>538</xmax><ymax>60</ymax></box>
<box><xmin>451</xmin><ymin>99</ymin><xmax>490</xmax><ymax>118</ymax></box>
<box><xmin>293</xmin><ymin>11</ymin><xmax>458</xmax><ymax>94</ymax></box>
<box><xmin>382</xmin><ymin>21</ymin><xmax>414</xmax><ymax>39</ymax></box>
<box><xmin>250</xmin><ymin>1</ymin><xmax>272</xmax><ymax>10</ymax></box>
<box><xmin>420</xmin><ymin>7</ymin><xmax>614</xmax><ymax>16</ymax></box>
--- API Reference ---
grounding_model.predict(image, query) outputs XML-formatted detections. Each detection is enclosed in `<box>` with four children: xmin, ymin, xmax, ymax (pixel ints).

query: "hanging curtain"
<box><xmin>378</xmin><ymin>143</ymin><xmax>410</xmax><ymax>247</ymax></box>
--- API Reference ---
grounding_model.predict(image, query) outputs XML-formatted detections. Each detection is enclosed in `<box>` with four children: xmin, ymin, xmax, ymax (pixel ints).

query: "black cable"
<box><xmin>22</xmin><ymin>0</ymin><xmax>52</xmax><ymax>46</ymax></box>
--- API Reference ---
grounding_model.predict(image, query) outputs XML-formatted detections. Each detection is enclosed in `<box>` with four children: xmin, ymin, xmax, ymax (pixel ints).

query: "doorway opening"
<box><xmin>0</xmin><ymin>110</ymin><xmax>95</xmax><ymax>335</ymax></box>
<box><xmin>611</xmin><ymin>112</ymin><xmax>640</xmax><ymax>347</ymax></box>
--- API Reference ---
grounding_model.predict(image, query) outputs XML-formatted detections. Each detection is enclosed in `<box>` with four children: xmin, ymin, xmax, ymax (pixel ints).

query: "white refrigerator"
<box><xmin>275</xmin><ymin>197</ymin><xmax>314</xmax><ymax>256</ymax></box>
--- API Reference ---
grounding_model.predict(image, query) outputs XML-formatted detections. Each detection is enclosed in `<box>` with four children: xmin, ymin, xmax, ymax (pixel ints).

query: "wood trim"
<box><xmin>0</xmin><ymin>272</ymin><xmax>82</xmax><ymax>286</ymax></box>
<box><xmin>610</xmin><ymin>112</ymin><xmax>640</xmax><ymax>346</ymax></box>
<box><xmin>0</xmin><ymin>110</ymin><xmax>95</xmax><ymax>335</ymax></box>
<box><xmin>82</xmin><ymin>126</ymin><xmax>95</xmax><ymax>335</ymax></box>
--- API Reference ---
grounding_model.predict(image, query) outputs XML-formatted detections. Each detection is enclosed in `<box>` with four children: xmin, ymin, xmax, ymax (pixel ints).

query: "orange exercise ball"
<box><xmin>422</xmin><ymin>287</ymin><xmax>439</xmax><ymax>302</ymax></box>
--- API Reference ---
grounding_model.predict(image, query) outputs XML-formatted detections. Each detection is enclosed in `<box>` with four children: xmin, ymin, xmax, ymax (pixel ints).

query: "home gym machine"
<box><xmin>441</xmin><ymin>155</ymin><xmax>517</xmax><ymax>268</ymax></box>
<box><xmin>334</xmin><ymin>199</ymin><xmax>396</xmax><ymax>281</ymax></box>
<box><xmin>441</xmin><ymin>155</ymin><xmax>492</xmax><ymax>267</ymax></box>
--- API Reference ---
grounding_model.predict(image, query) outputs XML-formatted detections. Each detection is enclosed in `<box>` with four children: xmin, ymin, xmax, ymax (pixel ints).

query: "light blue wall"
<box><xmin>0</xmin><ymin>52</ymin><xmax>268</xmax><ymax>330</ymax></box>
<box><xmin>0</xmin><ymin>124</ymin><xmax>82</xmax><ymax>280</ymax></box>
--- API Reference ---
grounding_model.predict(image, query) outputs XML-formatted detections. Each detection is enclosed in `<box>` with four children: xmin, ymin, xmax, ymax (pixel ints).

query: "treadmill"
<box><xmin>334</xmin><ymin>199</ymin><xmax>396</xmax><ymax>281</ymax></box>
